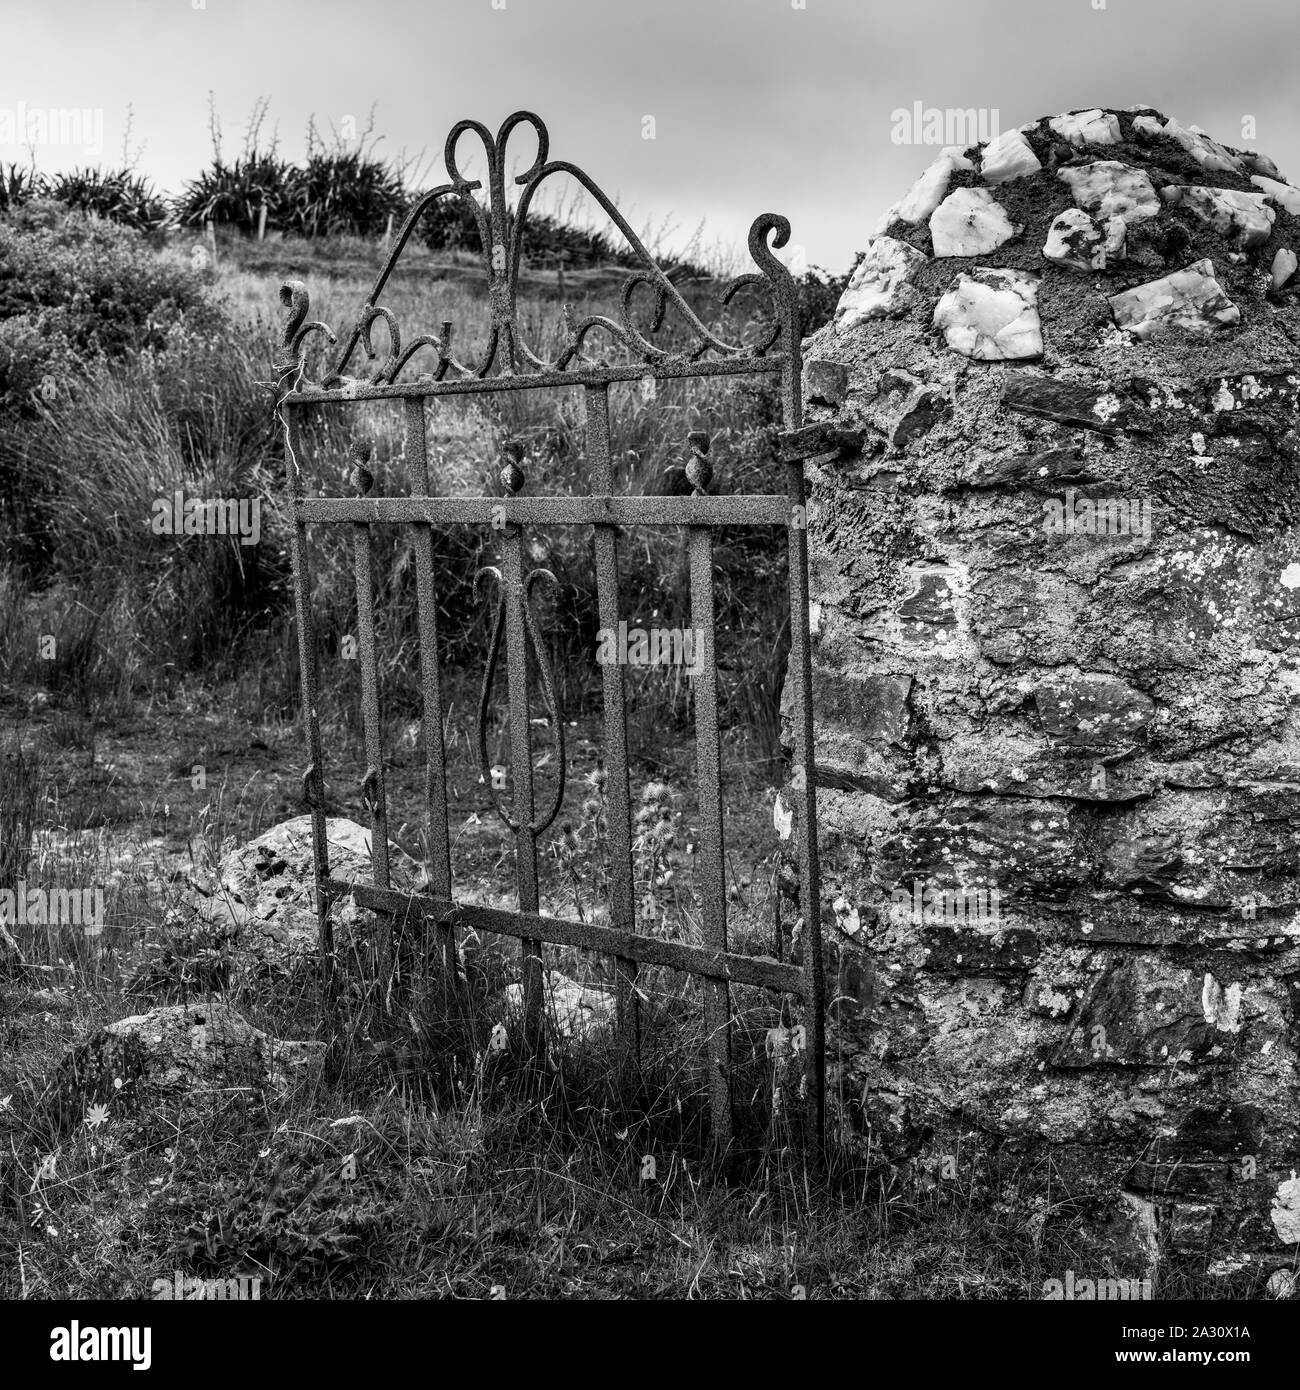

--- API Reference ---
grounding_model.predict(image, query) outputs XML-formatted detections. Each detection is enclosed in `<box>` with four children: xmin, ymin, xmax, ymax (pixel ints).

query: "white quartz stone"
<box><xmin>1049</xmin><ymin>109</ymin><xmax>1122</xmax><ymax>146</ymax></box>
<box><xmin>835</xmin><ymin>236</ymin><xmax>929</xmax><ymax>328</ymax></box>
<box><xmin>933</xmin><ymin>267</ymin><xmax>1042</xmax><ymax>359</ymax></box>
<box><xmin>1108</xmin><ymin>259</ymin><xmax>1240</xmax><ymax>339</ymax></box>
<box><xmin>1251</xmin><ymin>174</ymin><xmax>1300</xmax><ymax>216</ymax></box>
<box><xmin>1245</xmin><ymin>151</ymin><xmax>1284</xmax><ymax>180</ymax></box>
<box><xmin>981</xmin><ymin>129</ymin><xmax>1041</xmax><ymax>185</ymax></box>
<box><xmin>1271</xmin><ymin>247</ymin><xmax>1298</xmax><ymax>292</ymax></box>
<box><xmin>1059</xmin><ymin>161</ymin><xmax>1161</xmax><ymax>222</ymax></box>
<box><xmin>1042</xmin><ymin>207</ymin><xmax>1125</xmax><ymax>271</ymax></box>
<box><xmin>929</xmin><ymin>187</ymin><xmax>1022</xmax><ymax>257</ymax></box>
<box><xmin>1132</xmin><ymin>115</ymin><xmax>1165</xmax><ymax>140</ymax></box>
<box><xmin>1161</xmin><ymin>118</ymin><xmax>1243</xmax><ymax>173</ymax></box>
<box><xmin>1161</xmin><ymin>184</ymin><xmax>1276</xmax><ymax>246</ymax></box>
<box><xmin>874</xmin><ymin>150</ymin><xmax>972</xmax><ymax>232</ymax></box>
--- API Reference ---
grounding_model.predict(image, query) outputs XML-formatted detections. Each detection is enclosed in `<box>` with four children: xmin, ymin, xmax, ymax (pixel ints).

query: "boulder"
<box><xmin>48</xmin><ymin>1000</ymin><xmax>322</xmax><ymax>1133</ymax></box>
<box><xmin>193</xmin><ymin>816</ymin><xmax>423</xmax><ymax>980</ymax></box>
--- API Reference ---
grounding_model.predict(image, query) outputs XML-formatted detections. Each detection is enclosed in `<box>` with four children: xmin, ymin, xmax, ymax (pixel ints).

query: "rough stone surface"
<box><xmin>1161</xmin><ymin>185</ymin><xmax>1275</xmax><ymax>247</ymax></box>
<box><xmin>929</xmin><ymin>188</ymin><xmax>1022</xmax><ymax>258</ymax></box>
<box><xmin>835</xmin><ymin>236</ymin><xmax>928</xmax><ymax>327</ymax></box>
<box><xmin>48</xmin><ymin>1001</ymin><xmax>322</xmax><ymax>1133</ymax></box>
<box><xmin>1109</xmin><ymin>259</ymin><xmax>1240</xmax><ymax>339</ymax></box>
<box><xmin>933</xmin><ymin>268</ymin><xmax>1042</xmax><ymax>359</ymax></box>
<box><xmin>1050</xmin><ymin>109</ymin><xmax>1123</xmax><ymax>147</ymax></box>
<box><xmin>199</xmin><ymin>815</ymin><xmax>423</xmax><ymax>980</ymax></box>
<box><xmin>505</xmin><ymin>970</ymin><xmax>615</xmax><ymax>1038</ymax></box>
<box><xmin>787</xmin><ymin>105</ymin><xmax>1300</xmax><ymax>1273</ymax></box>
<box><xmin>1042</xmin><ymin>208</ymin><xmax>1125</xmax><ymax>272</ymax></box>
<box><xmin>1059</xmin><ymin>161</ymin><xmax>1162</xmax><ymax>223</ymax></box>
<box><xmin>981</xmin><ymin>129</ymin><xmax>1042</xmax><ymax>185</ymax></box>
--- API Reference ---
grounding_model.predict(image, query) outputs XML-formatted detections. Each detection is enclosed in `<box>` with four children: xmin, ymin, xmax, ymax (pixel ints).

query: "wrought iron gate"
<box><xmin>273</xmin><ymin>111</ymin><xmax>824</xmax><ymax>1150</ymax></box>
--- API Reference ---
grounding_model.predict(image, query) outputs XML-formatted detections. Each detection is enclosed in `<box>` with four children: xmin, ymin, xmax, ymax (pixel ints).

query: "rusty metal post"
<box><xmin>777</xmin><ymin>278</ymin><xmax>825</xmax><ymax>1160</ymax></box>
<box><xmin>496</xmin><ymin>476</ymin><xmax>545</xmax><ymax>1051</ymax></box>
<box><xmin>349</xmin><ymin>445</ymin><xmax>394</xmax><ymax>1002</ymax></box>
<box><xmin>405</xmin><ymin>397</ymin><xmax>457</xmax><ymax>996</ymax></box>
<box><xmin>584</xmin><ymin>383</ymin><xmax>639</xmax><ymax>1073</ymax></box>
<box><xmin>686</xmin><ymin>433</ymin><xmax>732</xmax><ymax>1151</ymax></box>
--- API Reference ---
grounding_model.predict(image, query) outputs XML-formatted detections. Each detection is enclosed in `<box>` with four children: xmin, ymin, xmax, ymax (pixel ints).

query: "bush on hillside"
<box><xmin>42</xmin><ymin>167</ymin><xmax>170</xmax><ymax>234</ymax></box>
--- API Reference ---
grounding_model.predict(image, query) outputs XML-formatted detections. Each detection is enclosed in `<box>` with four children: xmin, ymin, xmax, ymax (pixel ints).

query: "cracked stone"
<box><xmin>890</xmin><ymin>384</ymin><xmax>952</xmax><ymax>447</ymax></box>
<box><xmin>1250</xmin><ymin>173</ymin><xmax>1300</xmax><ymax>216</ymax></box>
<box><xmin>1245</xmin><ymin>151</ymin><xmax>1284</xmax><ymax>179</ymax></box>
<box><xmin>1109</xmin><ymin>259</ymin><xmax>1240</xmax><ymax>339</ymax></box>
<box><xmin>835</xmin><ymin>235</ymin><xmax>928</xmax><ymax>327</ymax></box>
<box><xmin>1048</xmin><ymin>109</ymin><xmax>1122</xmax><ymax>146</ymax></box>
<box><xmin>1271</xmin><ymin>247</ymin><xmax>1298</xmax><ymax>292</ymax></box>
<box><xmin>1042</xmin><ymin>207</ymin><xmax>1125</xmax><ymax>271</ymax></box>
<box><xmin>934</xmin><ymin>268</ymin><xmax>1041</xmax><ymax>360</ymax></box>
<box><xmin>806</xmin><ymin>358</ymin><xmax>851</xmax><ymax>408</ymax></box>
<box><xmin>1162</xmin><ymin>118</ymin><xmax>1244</xmax><ymax>174</ymax></box>
<box><xmin>1002</xmin><ymin>376</ymin><xmax>1151</xmax><ymax>436</ymax></box>
<box><xmin>980</xmin><ymin>128</ymin><xmax>1041</xmax><ymax>185</ymax></box>
<box><xmin>1170</xmin><ymin>1203</ymin><xmax>1217</xmax><ymax>1252</ymax></box>
<box><xmin>1161</xmin><ymin>184</ymin><xmax>1275</xmax><ymax>246</ymax></box>
<box><xmin>929</xmin><ymin>187</ymin><xmax>1022</xmax><ymax>257</ymax></box>
<box><xmin>875</xmin><ymin>148</ymin><xmax>973</xmax><ymax>232</ymax></box>
<box><xmin>1059</xmin><ymin>161</ymin><xmax>1161</xmax><ymax>222</ymax></box>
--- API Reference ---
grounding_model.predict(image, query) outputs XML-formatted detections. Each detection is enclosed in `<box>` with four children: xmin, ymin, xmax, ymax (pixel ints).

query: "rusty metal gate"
<box><xmin>272</xmin><ymin>111</ymin><xmax>823</xmax><ymax>1150</ymax></box>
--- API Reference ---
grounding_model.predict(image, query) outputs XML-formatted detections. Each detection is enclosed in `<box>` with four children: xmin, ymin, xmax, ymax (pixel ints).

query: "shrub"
<box><xmin>287</xmin><ymin>150</ymin><xmax>408</xmax><ymax>239</ymax></box>
<box><xmin>0</xmin><ymin>162</ymin><xmax>41</xmax><ymax>215</ymax></box>
<box><xmin>174</xmin><ymin>153</ymin><xmax>296</xmax><ymax>236</ymax></box>
<box><xmin>43</xmin><ymin>167</ymin><xmax>170</xmax><ymax>234</ymax></box>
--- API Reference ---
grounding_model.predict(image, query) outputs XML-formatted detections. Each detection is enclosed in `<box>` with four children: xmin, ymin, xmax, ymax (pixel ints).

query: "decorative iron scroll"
<box><xmin>275</xmin><ymin>111</ymin><xmax>800</xmax><ymax>391</ymax></box>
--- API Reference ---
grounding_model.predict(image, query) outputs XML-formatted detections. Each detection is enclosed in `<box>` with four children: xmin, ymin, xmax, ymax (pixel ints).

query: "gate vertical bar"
<box><xmin>500</xmin><ymin>526</ymin><xmax>544</xmax><ymax>1050</ymax></box>
<box><xmin>777</xmin><ymin>286</ymin><xmax>824</xmax><ymax>1155</ymax></box>
<box><xmin>405</xmin><ymin>397</ymin><xmax>457</xmax><ymax>991</ymax></box>
<box><xmin>584</xmin><ymin>383</ymin><xmax>638</xmax><ymax>1069</ymax></box>
<box><xmin>351</xmin><ymin>488</ymin><xmax>393</xmax><ymax>997</ymax></box>
<box><xmin>281</xmin><ymin>399</ymin><xmax>333</xmax><ymax>973</ymax></box>
<box><xmin>688</xmin><ymin>508</ymin><xmax>732</xmax><ymax>1148</ymax></box>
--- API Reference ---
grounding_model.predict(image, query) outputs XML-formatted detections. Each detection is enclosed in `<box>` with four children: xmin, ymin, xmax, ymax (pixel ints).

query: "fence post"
<box><xmin>257</xmin><ymin>204</ymin><xmax>268</xmax><ymax>243</ymax></box>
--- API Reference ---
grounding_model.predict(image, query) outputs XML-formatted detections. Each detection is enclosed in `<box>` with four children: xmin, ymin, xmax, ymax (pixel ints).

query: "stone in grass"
<box><xmin>504</xmin><ymin>970</ymin><xmax>615</xmax><ymax>1039</ymax></box>
<box><xmin>1058</xmin><ymin>161</ymin><xmax>1161</xmax><ymax>223</ymax></box>
<box><xmin>933</xmin><ymin>267</ymin><xmax>1042</xmax><ymax>360</ymax></box>
<box><xmin>980</xmin><ymin>128</ymin><xmax>1041</xmax><ymax>185</ymax></box>
<box><xmin>1109</xmin><ymin>259</ymin><xmax>1240</xmax><ymax>339</ymax></box>
<box><xmin>1271</xmin><ymin>248</ymin><xmax>1298</xmax><ymax>292</ymax></box>
<box><xmin>1251</xmin><ymin>174</ymin><xmax>1300</xmax><ymax>216</ymax></box>
<box><xmin>47</xmin><ymin>1000</ymin><xmax>323</xmax><ymax>1134</ymax></box>
<box><xmin>834</xmin><ymin>236</ymin><xmax>928</xmax><ymax>327</ymax></box>
<box><xmin>875</xmin><ymin>148</ymin><xmax>974</xmax><ymax>232</ymax></box>
<box><xmin>1048</xmin><ymin>109</ymin><xmax>1122</xmax><ymax>146</ymax></box>
<box><xmin>1042</xmin><ymin>208</ymin><xmax>1126</xmax><ymax>271</ymax></box>
<box><xmin>207</xmin><ymin>815</ymin><xmax>423</xmax><ymax>978</ymax></box>
<box><xmin>930</xmin><ymin>187</ymin><xmax>1022</xmax><ymax>257</ymax></box>
<box><xmin>1161</xmin><ymin>184</ymin><xmax>1275</xmax><ymax>247</ymax></box>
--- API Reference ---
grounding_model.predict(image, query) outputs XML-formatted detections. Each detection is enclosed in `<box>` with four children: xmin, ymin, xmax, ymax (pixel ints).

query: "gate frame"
<box><xmin>273</xmin><ymin>111</ymin><xmax>824</xmax><ymax>1151</ymax></box>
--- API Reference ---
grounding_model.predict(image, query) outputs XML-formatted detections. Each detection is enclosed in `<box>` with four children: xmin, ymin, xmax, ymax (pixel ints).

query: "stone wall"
<box><xmin>787</xmin><ymin>106</ymin><xmax>1300</xmax><ymax>1280</ymax></box>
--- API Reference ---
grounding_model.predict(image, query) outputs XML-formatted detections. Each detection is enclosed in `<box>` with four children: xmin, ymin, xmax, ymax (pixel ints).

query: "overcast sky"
<box><xmin>2</xmin><ymin>0</ymin><xmax>1298</xmax><ymax>273</ymax></box>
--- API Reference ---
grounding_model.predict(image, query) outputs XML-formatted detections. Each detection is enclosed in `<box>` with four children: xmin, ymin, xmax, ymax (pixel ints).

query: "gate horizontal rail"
<box><xmin>332</xmin><ymin>882</ymin><xmax>807</xmax><ymax>995</ymax></box>
<box><xmin>297</xmin><ymin>495</ymin><xmax>793</xmax><ymax>527</ymax></box>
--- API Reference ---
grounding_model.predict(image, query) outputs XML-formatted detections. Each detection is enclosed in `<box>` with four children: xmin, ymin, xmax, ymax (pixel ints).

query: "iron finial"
<box><xmin>500</xmin><ymin>440</ymin><xmax>527</xmax><ymax>495</ymax></box>
<box><xmin>685</xmin><ymin>431</ymin><xmax>713</xmax><ymax>495</ymax></box>
<box><xmin>348</xmin><ymin>441</ymin><xmax>375</xmax><ymax>496</ymax></box>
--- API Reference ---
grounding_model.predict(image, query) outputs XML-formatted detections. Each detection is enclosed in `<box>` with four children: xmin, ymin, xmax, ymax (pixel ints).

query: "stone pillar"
<box><xmin>793</xmin><ymin>106</ymin><xmax>1300</xmax><ymax>1283</ymax></box>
